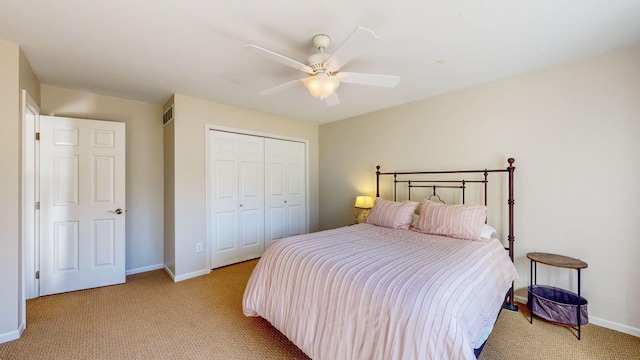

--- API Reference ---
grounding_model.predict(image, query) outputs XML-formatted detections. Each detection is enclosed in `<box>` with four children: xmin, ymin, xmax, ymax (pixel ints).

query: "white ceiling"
<box><xmin>2</xmin><ymin>1</ymin><xmax>639</xmax><ymax>124</ymax></box>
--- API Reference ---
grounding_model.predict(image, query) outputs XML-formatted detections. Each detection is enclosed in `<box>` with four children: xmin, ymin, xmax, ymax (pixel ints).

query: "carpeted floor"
<box><xmin>1</xmin><ymin>259</ymin><xmax>638</xmax><ymax>359</ymax></box>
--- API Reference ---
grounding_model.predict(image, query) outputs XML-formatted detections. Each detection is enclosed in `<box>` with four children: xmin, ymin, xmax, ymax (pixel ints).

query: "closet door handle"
<box><xmin>284</xmin><ymin>200</ymin><xmax>287</xmax><ymax>203</ymax></box>
<box><xmin>239</xmin><ymin>204</ymin><xmax>243</xmax><ymax>207</ymax></box>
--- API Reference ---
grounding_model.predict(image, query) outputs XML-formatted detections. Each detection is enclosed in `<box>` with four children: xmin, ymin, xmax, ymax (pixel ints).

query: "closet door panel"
<box><xmin>265</xmin><ymin>139</ymin><xmax>286</xmax><ymax>246</ymax></box>
<box><xmin>210</xmin><ymin>131</ymin><xmax>265</xmax><ymax>268</ymax></box>
<box><xmin>210</xmin><ymin>131</ymin><xmax>240</xmax><ymax>268</ymax></box>
<box><xmin>237</xmin><ymin>135</ymin><xmax>264</xmax><ymax>260</ymax></box>
<box><xmin>213</xmin><ymin>160</ymin><xmax>238</xmax><ymax>256</ymax></box>
<box><xmin>265</xmin><ymin>138</ymin><xmax>306</xmax><ymax>247</ymax></box>
<box><xmin>285</xmin><ymin>141</ymin><xmax>306</xmax><ymax>238</ymax></box>
<box><xmin>267</xmin><ymin>207</ymin><xmax>284</xmax><ymax>241</ymax></box>
<box><xmin>287</xmin><ymin>204</ymin><xmax>303</xmax><ymax>237</ymax></box>
<box><xmin>215</xmin><ymin>212</ymin><xmax>236</xmax><ymax>251</ymax></box>
<box><xmin>239</xmin><ymin>209</ymin><xmax>259</xmax><ymax>247</ymax></box>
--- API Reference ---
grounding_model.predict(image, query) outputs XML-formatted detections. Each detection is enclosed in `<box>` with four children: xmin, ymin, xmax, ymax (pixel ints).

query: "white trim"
<box><xmin>589</xmin><ymin>316</ymin><xmax>640</xmax><ymax>338</ymax></box>
<box><xmin>22</xmin><ymin>91</ymin><xmax>40</xmax><ymax>300</ymax></box>
<box><xmin>204</xmin><ymin>125</ymin><xmax>212</xmax><ymax>271</ymax></box>
<box><xmin>204</xmin><ymin>123</ymin><xmax>311</xmax><ymax>271</ymax></box>
<box><xmin>20</xmin><ymin>90</ymin><xmax>40</xmax><ymax>339</ymax></box>
<box><xmin>514</xmin><ymin>295</ymin><xmax>640</xmax><ymax>337</ymax></box>
<box><xmin>163</xmin><ymin>265</ymin><xmax>176</xmax><ymax>281</ymax></box>
<box><xmin>125</xmin><ymin>263</ymin><xmax>164</xmax><ymax>276</ymax></box>
<box><xmin>205</xmin><ymin>123</ymin><xmax>309</xmax><ymax>143</ymax></box>
<box><xmin>0</xmin><ymin>328</ymin><xmax>21</xmax><ymax>344</ymax></box>
<box><xmin>172</xmin><ymin>268</ymin><xmax>211</xmax><ymax>282</ymax></box>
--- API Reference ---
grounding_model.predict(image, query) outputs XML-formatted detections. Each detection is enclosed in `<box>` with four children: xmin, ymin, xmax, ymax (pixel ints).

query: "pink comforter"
<box><xmin>243</xmin><ymin>223</ymin><xmax>518</xmax><ymax>360</ymax></box>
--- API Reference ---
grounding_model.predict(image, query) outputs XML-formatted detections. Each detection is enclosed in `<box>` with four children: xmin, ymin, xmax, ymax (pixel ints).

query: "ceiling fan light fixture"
<box><xmin>247</xmin><ymin>27</ymin><xmax>396</xmax><ymax>107</ymax></box>
<box><xmin>303</xmin><ymin>73</ymin><xmax>340</xmax><ymax>100</ymax></box>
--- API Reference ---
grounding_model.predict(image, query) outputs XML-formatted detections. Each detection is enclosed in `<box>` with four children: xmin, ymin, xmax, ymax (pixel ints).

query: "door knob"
<box><xmin>109</xmin><ymin>208</ymin><xmax>125</xmax><ymax>214</ymax></box>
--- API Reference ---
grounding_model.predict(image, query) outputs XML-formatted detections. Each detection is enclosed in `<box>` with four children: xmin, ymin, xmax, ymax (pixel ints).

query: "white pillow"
<box><xmin>366</xmin><ymin>198</ymin><xmax>420</xmax><ymax>230</ymax></box>
<box><xmin>480</xmin><ymin>224</ymin><xmax>497</xmax><ymax>239</ymax></box>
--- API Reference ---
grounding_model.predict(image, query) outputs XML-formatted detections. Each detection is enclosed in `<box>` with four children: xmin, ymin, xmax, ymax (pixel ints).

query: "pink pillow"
<box><xmin>366</xmin><ymin>198</ymin><xmax>420</xmax><ymax>229</ymax></box>
<box><xmin>415</xmin><ymin>200</ymin><xmax>486</xmax><ymax>240</ymax></box>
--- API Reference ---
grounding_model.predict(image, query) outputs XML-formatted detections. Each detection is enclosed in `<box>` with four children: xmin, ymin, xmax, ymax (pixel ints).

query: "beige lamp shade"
<box><xmin>303</xmin><ymin>73</ymin><xmax>340</xmax><ymax>100</ymax></box>
<box><xmin>354</xmin><ymin>196</ymin><xmax>374</xmax><ymax>209</ymax></box>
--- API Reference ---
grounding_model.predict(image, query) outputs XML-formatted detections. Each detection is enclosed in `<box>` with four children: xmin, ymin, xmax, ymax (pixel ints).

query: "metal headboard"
<box><xmin>375</xmin><ymin>158</ymin><xmax>517</xmax><ymax>311</ymax></box>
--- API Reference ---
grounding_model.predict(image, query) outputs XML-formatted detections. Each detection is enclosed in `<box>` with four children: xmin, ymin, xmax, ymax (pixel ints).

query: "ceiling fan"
<box><xmin>245</xmin><ymin>27</ymin><xmax>400</xmax><ymax>107</ymax></box>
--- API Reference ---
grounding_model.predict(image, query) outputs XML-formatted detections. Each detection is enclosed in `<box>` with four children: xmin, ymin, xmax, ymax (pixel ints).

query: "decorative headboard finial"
<box><xmin>508</xmin><ymin>158</ymin><xmax>515</xmax><ymax>165</ymax></box>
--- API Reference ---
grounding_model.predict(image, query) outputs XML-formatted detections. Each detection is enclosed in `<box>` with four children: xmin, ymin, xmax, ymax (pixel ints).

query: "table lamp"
<box><xmin>354</xmin><ymin>196</ymin><xmax>374</xmax><ymax>224</ymax></box>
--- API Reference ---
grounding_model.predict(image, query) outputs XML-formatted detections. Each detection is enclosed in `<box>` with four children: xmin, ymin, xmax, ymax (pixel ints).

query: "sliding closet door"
<box><xmin>209</xmin><ymin>131</ymin><xmax>264</xmax><ymax>269</ymax></box>
<box><xmin>265</xmin><ymin>138</ymin><xmax>306</xmax><ymax>248</ymax></box>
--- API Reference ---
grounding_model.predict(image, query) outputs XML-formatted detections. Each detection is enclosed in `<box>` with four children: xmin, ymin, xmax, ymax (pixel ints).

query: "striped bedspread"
<box><xmin>243</xmin><ymin>223</ymin><xmax>518</xmax><ymax>360</ymax></box>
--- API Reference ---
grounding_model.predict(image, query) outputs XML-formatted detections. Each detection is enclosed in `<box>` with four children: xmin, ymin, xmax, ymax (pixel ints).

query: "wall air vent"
<box><xmin>162</xmin><ymin>105</ymin><xmax>174</xmax><ymax>126</ymax></box>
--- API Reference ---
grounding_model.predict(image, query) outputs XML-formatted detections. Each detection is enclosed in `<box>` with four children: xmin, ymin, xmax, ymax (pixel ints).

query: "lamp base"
<box><xmin>353</xmin><ymin>208</ymin><xmax>371</xmax><ymax>224</ymax></box>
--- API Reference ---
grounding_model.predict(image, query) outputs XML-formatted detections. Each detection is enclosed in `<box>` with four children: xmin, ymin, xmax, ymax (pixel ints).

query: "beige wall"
<box><xmin>19</xmin><ymin>49</ymin><xmax>40</xmax><ymax>106</ymax></box>
<box><xmin>17</xmin><ymin>45</ymin><xmax>41</xmax><ymax>340</ymax></box>
<box><xmin>0</xmin><ymin>41</ymin><xmax>40</xmax><ymax>341</ymax></box>
<box><xmin>319</xmin><ymin>46</ymin><xmax>640</xmax><ymax>332</ymax></box>
<box><xmin>41</xmin><ymin>85</ymin><xmax>164</xmax><ymax>272</ymax></box>
<box><xmin>170</xmin><ymin>94</ymin><xmax>319</xmax><ymax>278</ymax></box>
<box><xmin>0</xmin><ymin>40</ymin><xmax>21</xmax><ymax>340</ymax></box>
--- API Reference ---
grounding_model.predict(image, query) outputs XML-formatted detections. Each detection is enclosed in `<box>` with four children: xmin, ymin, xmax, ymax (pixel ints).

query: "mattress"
<box><xmin>243</xmin><ymin>223</ymin><xmax>518</xmax><ymax>360</ymax></box>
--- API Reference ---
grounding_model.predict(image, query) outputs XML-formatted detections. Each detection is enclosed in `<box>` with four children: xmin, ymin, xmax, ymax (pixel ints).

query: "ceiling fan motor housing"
<box><xmin>307</xmin><ymin>52</ymin><xmax>331</xmax><ymax>72</ymax></box>
<box><xmin>309</xmin><ymin>34</ymin><xmax>332</xmax><ymax>73</ymax></box>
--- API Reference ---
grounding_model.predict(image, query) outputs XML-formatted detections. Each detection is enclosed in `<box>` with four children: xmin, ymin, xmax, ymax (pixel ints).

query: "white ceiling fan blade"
<box><xmin>245</xmin><ymin>45</ymin><xmax>314</xmax><ymax>74</ymax></box>
<box><xmin>324</xmin><ymin>27</ymin><xmax>378</xmax><ymax>72</ymax></box>
<box><xmin>324</xmin><ymin>92</ymin><xmax>340</xmax><ymax>107</ymax></box>
<box><xmin>337</xmin><ymin>72</ymin><xmax>400</xmax><ymax>87</ymax></box>
<box><xmin>258</xmin><ymin>78</ymin><xmax>306</xmax><ymax>96</ymax></box>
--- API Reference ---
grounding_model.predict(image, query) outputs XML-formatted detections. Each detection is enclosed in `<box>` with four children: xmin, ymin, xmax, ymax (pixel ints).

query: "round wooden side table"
<box><xmin>527</xmin><ymin>252</ymin><xmax>588</xmax><ymax>340</ymax></box>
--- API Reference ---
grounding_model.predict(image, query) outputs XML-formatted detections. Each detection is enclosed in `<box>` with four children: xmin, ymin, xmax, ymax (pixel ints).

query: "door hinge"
<box><xmin>35</xmin><ymin>271</ymin><xmax>40</xmax><ymax>279</ymax></box>
<box><xmin>35</xmin><ymin>201</ymin><xmax>40</xmax><ymax>210</ymax></box>
<box><xmin>35</xmin><ymin>132</ymin><xmax>40</xmax><ymax>141</ymax></box>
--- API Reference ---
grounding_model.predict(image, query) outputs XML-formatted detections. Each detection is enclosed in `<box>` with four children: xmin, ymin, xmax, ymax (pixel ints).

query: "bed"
<box><xmin>243</xmin><ymin>159</ymin><xmax>519</xmax><ymax>360</ymax></box>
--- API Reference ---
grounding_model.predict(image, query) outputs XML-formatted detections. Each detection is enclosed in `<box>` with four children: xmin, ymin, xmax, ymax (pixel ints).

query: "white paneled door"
<box><xmin>210</xmin><ymin>131</ymin><xmax>265</xmax><ymax>269</ymax></box>
<box><xmin>265</xmin><ymin>138</ymin><xmax>306</xmax><ymax>248</ymax></box>
<box><xmin>39</xmin><ymin>116</ymin><xmax>126</xmax><ymax>296</ymax></box>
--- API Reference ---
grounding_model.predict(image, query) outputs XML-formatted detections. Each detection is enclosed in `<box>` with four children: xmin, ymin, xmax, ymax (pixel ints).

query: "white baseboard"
<box><xmin>163</xmin><ymin>265</ymin><xmax>176</xmax><ymax>281</ymax></box>
<box><xmin>140</xmin><ymin>264</ymin><xmax>211</xmax><ymax>282</ymax></box>
<box><xmin>0</xmin><ymin>328</ymin><xmax>21</xmax><ymax>344</ymax></box>
<box><xmin>514</xmin><ymin>295</ymin><xmax>640</xmax><ymax>338</ymax></box>
<box><xmin>588</xmin><ymin>316</ymin><xmax>640</xmax><ymax>338</ymax></box>
<box><xmin>163</xmin><ymin>265</ymin><xmax>211</xmax><ymax>282</ymax></box>
<box><xmin>125</xmin><ymin>263</ymin><xmax>164</xmax><ymax>276</ymax></box>
<box><xmin>172</xmin><ymin>268</ymin><xmax>210</xmax><ymax>282</ymax></box>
